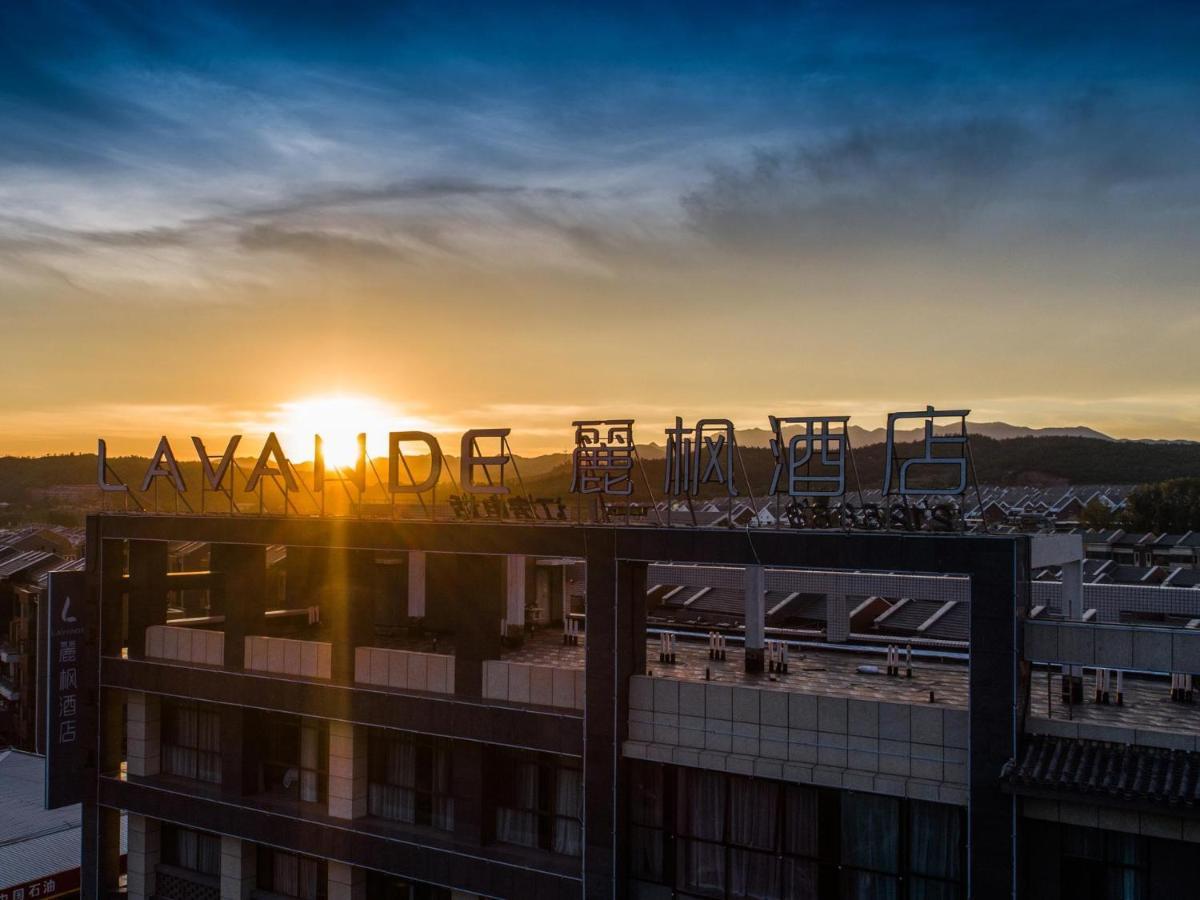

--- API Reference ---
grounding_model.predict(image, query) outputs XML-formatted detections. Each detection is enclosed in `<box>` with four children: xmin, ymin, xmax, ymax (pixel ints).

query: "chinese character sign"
<box><xmin>768</xmin><ymin>416</ymin><xmax>851</xmax><ymax>497</ymax></box>
<box><xmin>44</xmin><ymin>570</ymin><xmax>87</xmax><ymax>810</ymax></box>
<box><xmin>882</xmin><ymin>406</ymin><xmax>971</xmax><ymax>497</ymax></box>
<box><xmin>663</xmin><ymin>418</ymin><xmax>739</xmax><ymax>497</ymax></box>
<box><xmin>570</xmin><ymin>420</ymin><xmax>635</xmax><ymax>495</ymax></box>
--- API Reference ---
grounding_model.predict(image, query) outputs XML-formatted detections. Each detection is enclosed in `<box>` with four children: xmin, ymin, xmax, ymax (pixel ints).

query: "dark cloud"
<box><xmin>682</xmin><ymin>88</ymin><xmax>1200</xmax><ymax>255</ymax></box>
<box><xmin>683</xmin><ymin>117</ymin><xmax>1028</xmax><ymax>251</ymax></box>
<box><xmin>236</xmin><ymin>224</ymin><xmax>404</xmax><ymax>262</ymax></box>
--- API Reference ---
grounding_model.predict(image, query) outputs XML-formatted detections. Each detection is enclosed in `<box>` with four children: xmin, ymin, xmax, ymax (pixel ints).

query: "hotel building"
<box><xmin>73</xmin><ymin>514</ymin><xmax>1200</xmax><ymax>899</ymax></box>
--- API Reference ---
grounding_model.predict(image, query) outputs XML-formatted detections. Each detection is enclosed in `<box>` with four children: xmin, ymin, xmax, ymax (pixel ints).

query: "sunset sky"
<box><xmin>2</xmin><ymin>2</ymin><xmax>1198</xmax><ymax>457</ymax></box>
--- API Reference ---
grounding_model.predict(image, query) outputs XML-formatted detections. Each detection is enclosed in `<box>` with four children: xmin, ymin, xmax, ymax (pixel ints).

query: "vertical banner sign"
<box><xmin>44</xmin><ymin>569</ymin><xmax>87</xmax><ymax>810</ymax></box>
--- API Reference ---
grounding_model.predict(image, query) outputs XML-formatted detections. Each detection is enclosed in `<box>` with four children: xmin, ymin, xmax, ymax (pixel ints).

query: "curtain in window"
<box><xmin>781</xmin><ymin>858</ymin><xmax>820</xmax><ymax>900</ymax></box>
<box><xmin>552</xmin><ymin>767</ymin><xmax>582</xmax><ymax>856</ymax></box>
<box><xmin>196</xmin><ymin>833</ymin><xmax>220</xmax><ymax>876</ymax></box>
<box><xmin>841</xmin><ymin>793</ymin><xmax>899</xmax><ymax>873</ymax></box>
<box><xmin>728</xmin><ymin>777</ymin><xmax>779</xmax><ymax>898</ymax></box>
<box><xmin>197</xmin><ymin>709</ymin><xmax>221</xmax><ymax>783</ymax></box>
<box><xmin>495</xmin><ymin>761</ymin><xmax>539</xmax><ymax>848</ymax></box>
<box><xmin>300</xmin><ymin>723</ymin><xmax>321</xmax><ymax>803</ymax></box>
<box><xmin>783</xmin><ymin>785</ymin><xmax>818</xmax><ymax>858</ymax></box>
<box><xmin>431</xmin><ymin>744</ymin><xmax>454</xmax><ymax>831</ymax></box>
<box><xmin>842</xmin><ymin>871</ymin><xmax>899</xmax><ymax>900</ymax></box>
<box><xmin>369</xmin><ymin>738</ymin><xmax>416</xmax><ymax>822</ymax></box>
<box><xmin>909</xmin><ymin>801</ymin><xmax>961</xmax><ymax>882</ymax></box>
<box><xmin>163</xmin><ymin>706</ymin><xmax>197</xmax><ymax>779</ymax></box>
<box><xmin>296</xmin><ymin>857</ymin><xmax>323</xmax><ymax>900</ymax></box>
<box><xmin>273</xmin><ymin>853</ymin><xmax>299</xmax><ymax>897</ymax></box>
<box><xmin>681</xmin><ymin>769</ymin><xmax>726</xmax><ymax>894</ymax></box>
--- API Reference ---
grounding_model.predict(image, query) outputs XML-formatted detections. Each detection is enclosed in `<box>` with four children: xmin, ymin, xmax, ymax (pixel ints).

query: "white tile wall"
<box><xmin>146</xmin><ymin>625</ymin><xmax>223</xmax><ymax>666</ymax></box>
<box><xmin>481</xmin><ymin>660</ymin><xmax>585</xmax><ymax>710</ymax></box>
<box><xmin>244</xmin><ymin>636</ymin><xmax>332</xmax><ymax>679</ymax></box>
<box><xmin>628</xmin><ymin>675</ymin><xmax>967</xmax><ymax>805</ymax></box>
<box><xmin>352</xmin><ymin>647</ymin><xmax>454</xmax><ymax>695</ymax></box>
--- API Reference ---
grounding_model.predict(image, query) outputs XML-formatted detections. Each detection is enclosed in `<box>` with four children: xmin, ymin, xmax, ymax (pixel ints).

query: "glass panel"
<box><xmin>841</xmin><ymin>793</ymin><xmax>899</xmax><ymax>873</ymax></box>
<box><xmin>680</xmin><ymin>838</ymin><xmax>725</xmax><ymax>898</ymax></box>
<box><xmin>553</xmin><ymin>767</ymin><xmax>583</xmax><ymax>856</ymax></box>
<box><xmin>783</xmin><ymin>785</ymin><xmax>818</xmax><ymax>857</ymax></box>
<box><xmin>1062</xmin><ymin>825</ymin><xmax>1104</xmax><ymax>861</ymax></box>
<box><xmin>1105</xmin><ymin>868</ymin><xmax>1143</xmax><ymax>900</ymax></box>
<box><xmin>729</xmin><ymin>848</ymin><xmax>780</xmax><ymax>899</ymax></box>
<box><xmin>683</xmin><ymin>769</ymin><xmax>726</xmax><ymax>842</ymax></box>
<box><xmin>780</xmin><ymin>858</ymin><xmax>820</xmax><ymax>900</ymax></box>
<box><xmin>1105</xmin><ymin>831</ymin><xmax>1144</xmax><ymax>867</ymax></box>
<box><xmin>841</xmin><ymin>870</ymin><xmax>899</xmax><ymax>900</ymax></box>
<box><xmin>728</xmin><ymin>777</ymin><xmax>777</xmax><ymax>850</ymax></box>
<box><xmin>631</xmin><ymin>825</ymin><xmax>664</xmax><ymax>881</ymax></box>
<box><xmin>631</xmin><ymin>762</ymin><xmax>665</xmax><ymax>827</ymax></box>
<box><xmin>909</xmin><ymin>800</ymin><xmax>962</xmax><ymax>880</ymax></box>
<box><xmin>495</xmin><ymin>761</ymin><xmax>539</xmax><ymax>848</ymax></box>
<box><xmin>909</xmin><ymin>877</ymin><xmax>962</xmax><ymax>900</ymax></box>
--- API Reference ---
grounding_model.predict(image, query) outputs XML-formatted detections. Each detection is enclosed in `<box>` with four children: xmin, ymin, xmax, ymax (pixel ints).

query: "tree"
<box><xmin>1122</xmin><ymin>478</ymin><xmax>1200</xmax><ymax>533</ymax></box>
<box><xmin>1079</xmin><ymin>498</ymin><xmax>1114</xmax><ymax>529</ymax></box>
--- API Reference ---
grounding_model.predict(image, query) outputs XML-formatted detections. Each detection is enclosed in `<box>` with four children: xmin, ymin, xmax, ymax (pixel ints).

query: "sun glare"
<box><xmin>275</xmin><ymin>394</ymin><xmax>416</xmax><ymax>469</ymax></box>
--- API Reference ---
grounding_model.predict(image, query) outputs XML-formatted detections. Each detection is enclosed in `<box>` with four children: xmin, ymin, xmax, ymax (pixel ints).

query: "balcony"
<box><xmin>245</xmin><ymin>635</ymin><xmax>332</xmax><ymax>680</ymax></box>
<box><xmin>146</xmin><ymin>625</ymin><xmax>224</xmax><ymax>667</ymax></box>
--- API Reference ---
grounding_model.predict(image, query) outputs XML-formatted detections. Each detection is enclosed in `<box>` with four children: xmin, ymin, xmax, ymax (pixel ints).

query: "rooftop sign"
<box><xmin>95</xmin><ymin>406</ymin><xmax>980</xmax><ymax>530</ymax></box>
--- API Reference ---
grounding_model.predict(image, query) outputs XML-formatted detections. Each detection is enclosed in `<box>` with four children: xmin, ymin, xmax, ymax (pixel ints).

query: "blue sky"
<box><xmin>1</xmin><ymin>2</ymin><xmax>1199</xmax><ymax>453</ymax></box>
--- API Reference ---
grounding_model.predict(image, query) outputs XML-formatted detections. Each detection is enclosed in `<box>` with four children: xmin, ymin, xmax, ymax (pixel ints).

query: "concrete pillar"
<box><xmin>583</xmin><ymin>546</ymin><xmax>646</xmax><ymax>898</ymax></box>
<box><xmin>1062</xmin><ymin>559</ymin><xmax>1084</xmax><ymax>702</ymax></box>
<box><xmin>128</xmin><ymin>541</ymin><xmax>169</xmax><ymax>659</ymax></box>
<box><xmin>328</xmin><ymin>861</ymin><xmax>366</xmax><ymax>900</ymax></box>
<box><xmin>126</xmin><ymin>814</ymin><xmax>160</xmax><ymax>900</ymax></box>
<box><xmin>826</xmin><ymin>594</ymin><xmax>849</xmax><ymax>643</ymax></box>
<box><xmin>452</xmin><ymin>741</ymin><xmax>484</xmax><ymax>846</ymax></box>
<box><xmin>220</xmin><ymin>836</ymin><xmax>256</xmax><ymax>900</ymax></box>
<box><xmin>744</xmin><ymin>566</ymin><xmax>765</xmax><ymax>673</ymax></box>
<box><xmin>505</xmin><ymin>554</ymin><xmax>526</xmax><ymax>642</ymax></box>
<box><xmin>407</xmin><ymin>550</ymin><xmax>426</xmax><ymax>619</ymax></box>
<box><xmin>430</xmin><ymin>554</ymin><xmax>503</xmax><ymax>701</ymax></box>
<box><xmin>210</xmin><ymin>544</ymin><xmax>266</xmax><ymax>670</ymax></box>
<box><xmin>85</xmin><ymin>805</ymin><xmax>123</xmax><ymax>899</ymax></box>
<box><xmin>126</xmin><ymin>691</ymin><xmax>160</xmax><ymax>778</ymax></box>
<box><xmin>220</xmin><ymin>706</ymin><xmax>248</xmax><ymax>798</ymax></box>
<box><xmin>328</xmin><ymin>720</ymin><xmax>368</xmax><ymax>820</ymax></box>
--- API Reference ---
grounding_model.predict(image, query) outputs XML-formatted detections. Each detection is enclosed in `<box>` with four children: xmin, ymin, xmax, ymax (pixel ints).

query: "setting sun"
<box><xmin>274</xmin><ymin>394</ymin><xmax>420</xmax><ymax>468</ymax></box>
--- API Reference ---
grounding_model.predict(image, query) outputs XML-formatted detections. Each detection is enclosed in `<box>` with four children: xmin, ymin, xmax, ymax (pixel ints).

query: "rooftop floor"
<box><xmin>503</xmin><ymin>630</ymin><xmax>970</xmax><ymax>710</ymax></box>
<box><xmin>505</xmin><ymin>631</ymin><xmax>1200</xmax><ymax>735</ymax></box>
<box><xmin>1034</xmin><ymin>672</ymin><xmax>1200</xmax><ymax>737</ymax></box>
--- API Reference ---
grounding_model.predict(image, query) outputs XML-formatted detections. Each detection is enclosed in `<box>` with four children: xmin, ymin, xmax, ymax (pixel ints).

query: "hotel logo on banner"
<box><xmin>44</xmin><ymin>569</ymin><xmax>87</xmax><ymax>810</ymax></box>
<box><xmin>95</xmin><ymin>405</ymin><xmax>978</xmax><ymax>530</ymax></box>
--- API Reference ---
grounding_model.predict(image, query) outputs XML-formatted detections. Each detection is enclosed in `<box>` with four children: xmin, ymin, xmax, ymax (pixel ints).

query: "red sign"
<box><xmin>0</xmin><ymin>867</ymin><xmax>80</xmax><ymax>900</ymax></box>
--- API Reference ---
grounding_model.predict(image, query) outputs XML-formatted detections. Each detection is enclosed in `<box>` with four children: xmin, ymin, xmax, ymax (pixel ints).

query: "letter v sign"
<box><xmin>192</xmin><ymin>435</ymin><xmax>242</xmax><ymax>490</ymax></box>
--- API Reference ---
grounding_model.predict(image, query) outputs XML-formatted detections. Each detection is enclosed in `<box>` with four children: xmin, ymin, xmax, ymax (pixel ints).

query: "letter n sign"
<box><xmin>45</xmin><ymin>570</ymin><xmax>88</xmax><ymax>809</ymax></box>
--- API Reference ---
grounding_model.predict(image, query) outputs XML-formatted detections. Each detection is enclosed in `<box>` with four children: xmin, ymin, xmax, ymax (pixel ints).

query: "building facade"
<box><xmin>71</xmin><ymin>514</ymin><xmax>1200</xmax><ymax>899</ymax></box>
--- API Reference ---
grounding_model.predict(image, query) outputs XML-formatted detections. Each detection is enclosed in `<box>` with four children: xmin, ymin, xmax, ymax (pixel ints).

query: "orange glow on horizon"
<box><xmin>274</xmin><ymin>394</ymin><xmax>429</xmax><ymax>468</ymax></box>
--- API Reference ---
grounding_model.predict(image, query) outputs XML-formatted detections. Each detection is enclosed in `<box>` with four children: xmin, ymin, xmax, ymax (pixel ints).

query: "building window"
<box><xmin>674</xmin><ymin>769</ymin><xmax>822</xmax><ymax>899</ymax></box>
<box><xmin>367</xmin><ymin>731</ymin><xmax>454</xmax><ymax>831</ymax></box>
<box><xmin>157</xmin><ymin>824</ymin><xmax>221</xmax><ymax>900</ymax></box>
<box><xmin>364</xmin><ymin>871</ymin><xmax>452</xmax><ymax>900</ymax></box>
<box><xmin>161</xmin><ymin>701</ymin><xmax>221</xmax><ymax>784</ymax></box>
<box><xmin>840</xmin><ymin>793</ymin><xmax>900</xmax><ymax>899</ymax></box>
<box><xmin>909</xmin><ymin>800</ymin><xmax>964</xmax><ymax>899</ymax></box>
<box><xmin>490</xmin><ymin>749</ymin><xmax>582</xmax><ymax>857</ymax></box>
<box><xmin>161</xmin><ymin>823</ymin><xmax>221</xmax><ymax>876</ymax></box>
<box><xmin>629</xmin><ymin>761</ymin><xmax>965</xmax><ymax>900</ymax></box>
<box><xmin>255</xmin><ymin>714</ymin><xmax>327</xmax><ymax>803</ymax></box>
<box><xmin>256</xmin><ymin>847</ymin><xmax>327</xmax><ymax>900</ymax></box>
<box><xmin>1059</xmin><ymin>825</ymin><xmax>1146</xmax><ymax>900</ymax></box>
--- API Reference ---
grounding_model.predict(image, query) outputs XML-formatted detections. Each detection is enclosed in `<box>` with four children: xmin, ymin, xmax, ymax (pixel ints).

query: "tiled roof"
<box><xmin>0</xmin><ymin>550</ymin><xmax>59</xmax><ymax>580</ymax></box>
<box><xmin>1005</xmin><ymin>734</ymin><xmax>1200</xmax><ymax>811</ymax></box>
